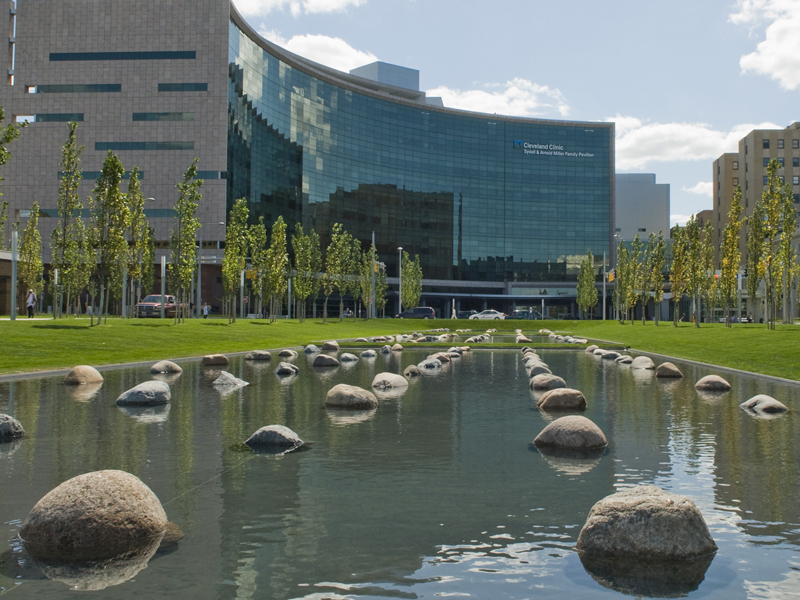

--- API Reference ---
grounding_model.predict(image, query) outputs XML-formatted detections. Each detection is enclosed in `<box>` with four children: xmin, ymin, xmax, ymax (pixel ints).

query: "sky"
<box><xmin>231</xmin><ymin>0</ymin><xmax>800</xmax><ymax>227</ymax></box>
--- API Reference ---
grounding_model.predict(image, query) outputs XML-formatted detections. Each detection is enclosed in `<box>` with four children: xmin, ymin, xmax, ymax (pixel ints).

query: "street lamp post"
<box><xmin>397</xmin><ymin>247</ymin><xmax>403</xmax><ymax>314</ymax></box>
<box><xmin>613</xmin><ymin>234</ymin><xmax>620</xmax><ymax>321</ymax></box>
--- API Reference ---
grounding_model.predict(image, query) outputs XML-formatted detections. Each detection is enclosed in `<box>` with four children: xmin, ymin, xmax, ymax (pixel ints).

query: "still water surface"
<box><xmin>0</xmin><ymin>347</ymin><xmax>799</xmax><ymax>599</ymax></box>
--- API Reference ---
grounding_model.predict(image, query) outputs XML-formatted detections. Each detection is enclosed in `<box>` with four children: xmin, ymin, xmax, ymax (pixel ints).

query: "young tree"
<box><xmin>265</xmin><ymin>216</ymin><xmax>288</xmax><ymax>323</ymax></box>
<box><xmin>89</xmin><ymin>151</ymin><xmax>130</xmax><ymax>323</ymax></box>
<box><xmin>18</xmin><ymin>202</ymin><xmax>43</xmax><ymax>312</ymax></box>
<box><xmin>670</xmin><ymin>227</ymin><xmax>687</xmax><ymax>326</ymax></box>
<box><xmin>0</xmin><ymin>107</ymin><xmax>24</xmax><ymax>250</ymax></box>
<box><xmin>141</xmin><ymin>226</ymin><xmax>156</xmax><ymax>298</ymax></box>
<box><xmin>291</xmin><ymin>223</ymin><xmax>321</xmax><ymax>323</ymax></box>
<box><xmin>323</xmin><ymin>223</ymin><xmax>352</xmax><ymax>322</ymax></box>
<box><xmin>684</xmin><ymin>217</ymin><xmax>704</xmax><ymax>327</ymax></box>
<box><xmin>347</xmin><ymin>238</ymin><xmax>363</xmax><ymax>318</ymax></box>
<box><xmin>359</xmin><ymin>243</ymin><xmax>379</xmax><ymax>319</ymax></box>
<box><xmin>222</xmin><ymin>198</ymin><xmax>249</xmax><ymax>322</ymax></box>
<box><xmin>0</xmin><ymin>201</ymin><xmax>7</xmax><ymax>250</ymax></box>
<box><xmin>719</xmin><ymin>186</ymin><xmax>744</xmax><ymax>326</ymax></box>
<box><xmin>746</xmin><ymin>200</ymin><xmax>764</xmax><ymax>322</ymax></box>
<box><xmin>615</xmin><ymin>238</ymin><xmax>629</xmax><ymax>322</ymax></box>
<box><xmin>127</xmin><ymin>167</ymin><xmax>150</xmax><ymax>314</ymax></box>
<box><xmin>700</xmin><ymin>222</ymin><xmax>716</xmax><ymax>323</ymax></box>
<box><xmin>760</xmin><ymin>159</ymin><xmax>783</xmax><ymax>329</ymax></box>
<box><xmin>375</xmin><ymin>262</ymin><xmax>388</xmax><ymax>318</ymax></box>
<box><xmin>625</xmin><ymin>235</ymin><xmax>642</xmax><ymax>324</ymax></box>
<box><xmin>638</xmin><ymin>236</ymin><xmax>655</xmax><ymax>325</ymax></box>
<box><xmin>169</xmin><ymin>160</ymin><xmax>202</xmax><ymax>323</ymax></box>
<box><xmin>249</xmin><ymin>217</ymin><xmax>268</xmax><ymax>318</ymax></box>
<box><xmin>649</xmin><ymin>232</ymin><xmax>666</xmax><ymax>325</ymax></box>
<box><xmin>576</xmin><ymin>250</ymin><xmax>598</xmax><ymax>319</ymax></box>
<box><xmin>401</xmin><ymin>251</ymin><xmax>423</xmax><ymax>310</ymax></box>
<box><xmin>779</xmin><ymin>184</ymin><xmax>797</xmax><ymax>324</ymax></box>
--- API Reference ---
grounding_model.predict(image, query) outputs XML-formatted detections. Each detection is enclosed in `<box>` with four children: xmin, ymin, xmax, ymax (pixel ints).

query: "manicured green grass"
<box><xmin>1</xmin><ymin>316</ymin><xmax>798</xmax><ymax>380</ymax></box>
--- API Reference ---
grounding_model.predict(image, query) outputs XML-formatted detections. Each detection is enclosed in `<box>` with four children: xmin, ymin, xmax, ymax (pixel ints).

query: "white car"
<box><xmin>469</xmin><ymin>309</ymin><xmax>506</xmax><ymax>320</ymax></box>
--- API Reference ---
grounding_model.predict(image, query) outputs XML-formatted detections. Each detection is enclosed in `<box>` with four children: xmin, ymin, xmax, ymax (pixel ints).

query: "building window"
<box><xmin>780</xmin><ymin>176</ymin><xmax>785</xmax><ymax>183</ymax></box>
<box><xmin>794</xmin><ymin>176</ymin><xmax>799</xmax><ymax>185</ymax></box>
<box><xmin>763</xmin><ymin>158</ymin><xmax>770</xmax><ymax>167</ymax></box>
<box><xmin>59</xmin><ymin>170</ymin><xmax>143</xmax><ymax>180</ymax></box>
<box><xmin>194</xmin><ymin>171</ymin><xmax>227</xmax><ymax>179</ymax></box>
<box><xmin>794</xmin><ymin>157</ymin><xmax>799</xmax><ymax>167</ymax></box>
<box><xmin>95</xmin><ymin>141</ymin><xmax>194</xmax><ymax>151</ymax></box>
<box><xmin>794</xmin><ymin>139</ymin><xmax>799</xmax><ymax>149</ymax></box>
<box><xmin>157</xmin><ymin>83</ymin><xmax>207</xmax><ymax>92</ymax></box>
<box><xmin>50</xmin><ymin>51</ymin><xmax>195</xmax><ymax>61</ymax></box>
<box><xmin>133</xmin><ymin>112</ymin><xmax>195</xmax><ymax>121</ymax></box>
<box><xmin>764</xmin><ymin>176</ymin><xmax>769</xmax><ymax>185</ymax></box>
<box><xmin>615</xmin><ymin>228</ymin><xmax>621</xmax><ymax>232</ymax></box>
<box><xmin>795</xmin><ymin>194</ymin><xmax>800</xmax><ymax>203</ymax></box>
<box><xmin>779</xmin><ymin>157</ymin><xmax>785</xmax><ymax>167</ymax></box>
<box><xmin>778</xmin><ymin>139</ymin><xmax>785</xmax><ymax>149</ymax></box>
<box><xmin>31</xmin><ymin>84</ymin><xmax>121</xmax><ymax>93</ymax></box>
<box><xmin>733</xmin><ymin>177</ymin><xmax>739</xmax><ymax>185</ymax></box>
<box><xmin>732</xmin><ymin>161</ymin><xmax>739</xmax><ymax>170</ymax></box>
<box><xmin>638</xmin><ymin>228</ymin><xmax>646</xmax><ymax>232</ymax></box>
<box><xmin>763</xmin><ymin>139</ymin><xmax>770</xmax><ymax>149</ymax></box>
<box><xmin>18</xmin><ymin>113</ymin><xmax>84</xmax><ymax>122</ymax></box>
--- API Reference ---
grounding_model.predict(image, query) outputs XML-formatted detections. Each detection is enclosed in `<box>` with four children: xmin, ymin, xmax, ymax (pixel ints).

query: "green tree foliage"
<box><xmin>0</xmin><ymin>106</ymin><xmax>24</xmax><ymax>250</ymax></box>
<box><xmin>127</xmin><ymin>167</ymin><xmax>150</xmax><ymax>313</ymax></box>
<box><xmin>0</xmin><ymin>201</ymin><xmax>7</xmax><ymax>250</ymax></box>
<box><xmin>683</xmin><ymin>216</ymin><xmax>705</xmax><ymax>327</ymax></box>
<box><xmin>248</xmin><ymin>217</ymin><xmax>268</xmax><ymax>318</ymax></box>
<box><xmin>89</xmin><ymin>151</ymin><xmax>130</xmax><ymax>323</ymax></box>
<box><xmin>291</xmin><ymin>223</ymin><xmax>321</xmax><ymax>323</ymax></box>
<box><xmin>615</xmin><ymin>239</ymin><xmax>629</xmax><ymax>321</ymax></box>
<box><xmin>576</xmin><ymin>250</ymin><xmax>598</xmax><ymax>318</ymax></box>
<box><xmin>18</xmin><ymin>201</ymin><xmax>43</xmax><ymax>311</ymax></box>
<box><xmin>347</xmin><ymin>238</ymin><xmax>363</xmax><ymax>318</ymax></box>
<box><xmin>649</xmin><ymin>232</ymin><xmax>666</xmax><ymax>325</ymax></box>
<box><xmin>359</xmin><ymin>243</ymin><xmax>379</xmax><ymax>319</ymax></box>
<box><xmin>265</xmin><ymin>216</ymin><xmax>288</xmax><ymax>322</ymax></box>
<box><xmin>746</xmin><ymin>199</ymin><xmax>765</xmax><ymax>321</ymax></box>
<box><xmin>625</xmin><ymin>235</ymin><xmax>642</xmax><ymax>324</ymax></box>
<box><xmin>670</xmin><ymin>227</ymin><xmax>688</xmax><ymax>326</ymax></box>
<box><xmin>323</xmin><ymin>223</ymin><xmax>352</xmax><ymax>322</ymax></box>
<box><xmin>719</xmin><ymin>186</ymin><xmax>744</xmax><ymax>326</ymax></box>
<box><xmin>222</xmin><ymin>198</ymin><xmax>249</xmax><ymax>322</ymax></box>
<box><xmin>141</xmin><ymin>226</ymin><xmax>156</xmax><ymax>299</ymax></box>
<box><xmin>169</xmin><ymin>160</ymin><xmax>202</xmax><ymax>322</ymax></box>
<box><xmin>758</xmin><ymin>159</ymin><xmax>785</xmax><ymax>329</ymax></box>
<box><xmin>700</xmin><ymin>222</ymin><xmax>716</xmax><ymax>324</ymax></box>
<box><xmin>779</xmin><ymin>183</ymin><xmax>797</xmax><ymax>324</ymax></box>
<box><xmin>375</xmin><ymin>260</ymin><xmax>388</xmax><ymax>317</ymax></box>
<box><xmin>401</xmin><ymin>251</ymin><xmax>423</xmax><ymax>310</ymax></box>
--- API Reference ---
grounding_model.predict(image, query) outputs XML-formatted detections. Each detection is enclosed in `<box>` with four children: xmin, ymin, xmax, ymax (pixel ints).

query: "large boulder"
<box><xmin>0</xmin><ymin>414</ymin><xmax>24</xmax><ymax>442</ymax></box>
<box><xmin>601</xmin><ymin>351</ymin><xmax>620</xmax><ymax>360</ymax></box>
<box><xmin>740</xmin><ymin>394</ymin><xmax>788</xmax><ymax>415</ymax></box>
<box><xmin>19</xmin><ymin>470</ymin><xmax>169</xmax><ymax>561</ymax></box>
<box><xmin>244</xmin><ymin>425</ymin><xmax>303</xmax><ymax>449</ymax></box>
<box><xmin>244</xmin><ymin>350</ymin><xmax>271</xmax><ymax>361</ymax></box>
<box><xmin>360</xmin><ymin>349</ymin><xmax>377</xmax><ymax>358</ymax></box>
<box><xmin>431</xmin><ymin>352</ymin><xmax>451</xmax><ymax>363</ymax></box>
<box><xmin>694</xmin><ymin>375</ymin><xmax>731</xmax><ymax>391</ymax></box>
<box><xmin>339</xmin><ymin>353</ymin><xmax>359</xmax><ymax>363</ymax></box>
<box><xmin>533</xmin><ymin>415</ymin><xmax>607</xmax><ymax>450</ymax></box>
<box><xmin>321</xmin><ymin>340</ymin><xmax>340</xmax><ymax>352</ymax></box>
<box><xmin>656</xmin><ymin>362</ymin><xmax>683</xmax><ymax>378</ymax></box>
<box><xmin>277</xmin><ymin>349</ymin><xmax>298</xmax><ymax>358</ymax></box>
<box><xmin>631</xmin><ymin>356</ymin><xmax>655</xmax><ymax>370</ymax></box>
<box><xmin>392</xmin><ymin>343</ymin><xmax>403</xmax><ymax>352</ymax></box>
<box><xmin>403</xmin><ymin>365</ymin><xmax>422</xmax><ymax>378</ymax></box>
<box><xmin>212</xmin><ymin>371</ymin><xmax>248</xmax><ymax>389</ymax></box>
<box><xmin>201</xmin><ymin>354</ymin><xmax>229</xmax><ymax>366</ymax></box>
<box><xmin>325</xmin><ymin>384</ymin><xmax>378</xmax><ymax>409</ymax></box>
<box><xmin>528</xmin><ymin>364</ymin><xmax>553</xmax><ymax>377</ymax></box>
<box><xmin>537</xmin><ymin>388</ymin><xmax>587</xmax><ymax>411</ymax></box>
<box><xmin>63</xmin><ymin>365</ymin><xmax>104</xmax><ymax>385</ymax></box>
<box><xmin>418</xmin><ymin>358</ymin><xmax>443</xmax><ymax>370</ymax></box>
<box><xmin>303</xmin><ymin>344</ymin><xmax>320</xmax><ymax>354</ymax></box>
<box><xmin>313</xmin><ymin>354</ymin><xmax>340</xmax><ymax>367</ymax></box>
<box><xmin>372</xmin><ymin>372</ymin><xmax>409</xmax><ymax>389</ymax></box>
<box><xmin>149</xmin><ymin>360</ymin><xmax>182</xmax><ymax>374</ymax></box>
<box><xmin>576</xmin><ymin>485</ymin><xmax>717</xmax><ymax>560</ymax></box>
<box><xmin>585</xmin><ymin>345</ymin><xmax>599</xmax><ymax>354</ymax></box>
<box><xmin>615</xmin><ymin>355</ymin><xmax>633</xmax><ymax>364</ymax></box>
<box><xmin>116</xmin><ymin>381</ymin><xmax>171</xmax><ymax>406</ymax></box>
<box><xmin>530</xmin><ymin>374</ymin><xmax>567</xmax><ymax>390</ymax></box>
<box><xmin>380</xmin><ymin>345</ymin><xmax>392</xmax><ymax>354</ymax></box>
<box><xmin>275</xmin><ymin>362</ymin><xmax>299</xmax><ymax>376</ymax></box>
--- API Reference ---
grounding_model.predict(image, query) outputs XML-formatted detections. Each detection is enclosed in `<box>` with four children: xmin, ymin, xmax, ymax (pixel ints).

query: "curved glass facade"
<box><xmin>227</xmin><ymin>16</ymin><xmax>613</xmax><ymax>282</ymax></box>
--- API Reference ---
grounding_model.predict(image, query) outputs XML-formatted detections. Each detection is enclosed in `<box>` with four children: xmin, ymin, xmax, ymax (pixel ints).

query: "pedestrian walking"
<box><xmin>203</xmin><ymin>303</ymin><xmax>210</xmax><ymax>319</ymax></box>
<box><xmin>25</xmin><ymin>289</ymin><xmax>37</xmax><ymax>318</ymax></box>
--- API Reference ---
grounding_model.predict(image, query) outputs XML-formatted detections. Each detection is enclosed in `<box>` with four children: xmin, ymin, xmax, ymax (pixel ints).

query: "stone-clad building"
<box><xmin>0</xmin><ymin>0</ymin><xmax>615</xmax><ymax>315</ymax></box>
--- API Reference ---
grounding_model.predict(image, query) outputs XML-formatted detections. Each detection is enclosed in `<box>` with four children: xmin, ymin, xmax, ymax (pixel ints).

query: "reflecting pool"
<box><xmin>1</xmin><ymin>347</ymin><xmax>799</xmax><ymax>599</ymax></box>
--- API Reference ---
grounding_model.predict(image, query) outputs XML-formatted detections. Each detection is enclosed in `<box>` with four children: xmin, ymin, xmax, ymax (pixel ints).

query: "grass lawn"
<box><xmin>0</xmin><ymin>316</ymin><xmax>798</xmax><ymax>380</ymax></box>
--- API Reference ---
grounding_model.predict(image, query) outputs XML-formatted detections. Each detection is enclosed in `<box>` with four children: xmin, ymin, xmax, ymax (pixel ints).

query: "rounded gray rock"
<box><xmin>695</xmin><ymin>375</ymin><xmax>731</xmax><ymax>391</ymax></box>
<box><xmin>275</xmin><ymin>362</ymin><xmax>299</xmax><ymax>376</ymax></box>
<box><xmin>372</xmin><ymin>372</ymin><xmax>409</xmax><ymax>389</ymax></box>
<box><xmin>537</xmin><ymin>388</ymin><xmax>587</xmax><ymax>411</ymax></box>
<box><xmin>321</xmin><ymin>340</ymin><xmax>339</xmax><ymax>352</ymax></box>
<box><xmin>313</xmin><ymin>354</ymin><xmax>340</xmax><ymax>367</ymax></box>
<box><xmin>740</xmin><ymin>394</ymin><xmax>788</xmax><ymax>415</ymax></box>
<box><xmin>116</xmin><ymin>381</ymin><xmax>171</xmax><ymax>406</ymax></box>
<box><xmin>431</xmin><ymin>352</ymin><xmax>451</xmax><ymax>363</ymax></box>
<box><xmin>19</xmin><ymin>470</ymin><xmax>168</xmax><ymax>561</ymax></box>
<box><xmin>528</xmin><ymin>364</ymin><xmax>553</xmax><ymax>377</ymax></box>
<box><xmin>201</xmin><ymin>354</ymin><xmax>229</xmax><ymax>366</ymax></box>
<box><xmin>0</xmin><ymin>414</ymin><xmax>24</xmax><ymax>442</ymax></box>
<box><xmin>530</xmin><ymin>374</ymin><xmax>566</xmax><ymax>390</ymax></box>
<box><xmin>576</xmin><ymin>485</ymin><xmax>717</xmax><ymax>560</ymax></box>
<box><xmin>325</xmin><ymin>384</ymin><xmax>378</xmax><ymax>409</ymax></box>
<box><xmin>403</xmin><ymin>365</ymin><xmax>422</xmax><ymax>377</ymax></box>
<box><xmin>656</xmin><ymin>362</ymin><xmax>683</xmax><ymax>378</ymax></box>
<box><xmin>533</xmin><ymin>415</ymin><xmax>607</xmax><ymax>450</ymax></box>
<box><xmin>631</xmin><ymin>356</ymin><xmax>655</xmax><ymax>370</ymax></box>
<box><xmin>149</xmin><ymin>360</ymin><xmax>182</xmax><ymax>374</ymax></box>
<box><xmin>303</xmin><ymin>344</ymin><xmax>320</xmax><ymax>354</ymax></box>
<box><xmin>615</xmin><ymin>355</ymin><xmax>633</xmax><ymax>364</ymax></box>
<box><xmin>360</xmin><ymin>349</ymin><xmax>377</xmax><ymax>358</ymax></box>
<box><xmin>64</xmin><ymin>365</ymin><xmax>104</xmax><ymax>385</ymax></box>
<box><xmin>392</xmin><ymin>343</ymin><xmax>403</xmax><ymax>352</ymax></box>
<box><xmin>601</xmin><ymin>351</ymin><xmax>620</xmax><ymax>360</ymax></box>
<box><xmin>418</xmin><ymin>358</ymin><xmax>443</xmax><ymax>370</ymax></box>
<box><xmin>585</xmin><ymin>345</ymin><xmax>599</xmax><ymax>354</ymax></box>
<box><xmin>245</xmin><ymin>350</ymin><xmax>272</xmax><ymax>361</ymax></box>
<box><xmin>380</xmin><ymin>344</ymin><xmax>392</xmax><ymax>354</ymax></box>
<box><xmin>278</xmin><ymin>349</ymin><xmax>298</xmax><ymax>358</ymax></box>
<box><xmin>339</xmin><ymin>353</ymin><xmax>359</xmax><ymax>362</ymax></box>
<box><xmin>245</xmin><ymin>425</ymin><xmax>303</xmax><ymax>448</ymax></box>
<box><xmin>212</xmin><ymin>371</ymin><xmax>248</xmax><ymax>389</ymax></box>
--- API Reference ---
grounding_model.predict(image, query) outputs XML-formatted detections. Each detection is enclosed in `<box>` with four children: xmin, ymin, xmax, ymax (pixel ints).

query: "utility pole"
<box><xmin>602</xmin><ymin>251</ymin><xmax>607</xmax><ymax>320</ymax></box>
<box><xmin>196</xmin><ymin>231</ymin><xmax>202</xmax><ymax>318</ymax></box>
<box><xmin>370</xmin><ymin>231</ymin><xmax>376</xmax><ymax>319</ymax></box>
<box><xmin>10</xmin><ymin>231</ymin><xmax>17</xmax><ymax>320</ymax></box>
<box><xmin>160</xmin><ymin>255</ymin><xmax>166</xmax><ymax>319</ymax></box>
<box><xmin>397</xmin><ymin>246</ymin><xmax>403</xmax><ymax>314</ymax></box>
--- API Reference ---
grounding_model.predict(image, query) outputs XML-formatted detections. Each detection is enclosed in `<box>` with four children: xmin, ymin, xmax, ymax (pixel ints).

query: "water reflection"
<box><xmin>65</xmin><ymin>382</ymin><xmax>102</xmax><ymax>402</ymax></box>
<box><xmin>117</xmin><ymin>403</ymin><xmax>171</xmax><ymax>424</ymax></box>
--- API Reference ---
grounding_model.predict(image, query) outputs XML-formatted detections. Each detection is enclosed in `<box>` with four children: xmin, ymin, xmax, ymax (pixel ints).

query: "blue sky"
<box><xmin>232</xmin><ymin>0</ymin><xmax>800</xmax><ymax>226</ymax></box>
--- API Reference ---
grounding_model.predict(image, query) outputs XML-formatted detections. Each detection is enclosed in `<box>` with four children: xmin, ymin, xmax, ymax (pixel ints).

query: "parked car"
<box><xmin>456</xmin><ymin>309</ymin><xmax>478</xmax><ymax>319</ymax></box>
<box><xmin>135</xmin><ymin>294</ymin><xmax>185</xmax><ymax>318</ymax></box>
<box><xmin>469</xmin><ymin>309</ymin><xmax>506</xmax><ymax>320</ymax></box>
<box><xmin>396</xmin><ymin>307</ymin><xmax>436</xmax><ymax>319</ymax></box>
<box><xmin>507</xmin><ymin>309</ymin><xmax>554</xmax><ymax>320</ymax></box>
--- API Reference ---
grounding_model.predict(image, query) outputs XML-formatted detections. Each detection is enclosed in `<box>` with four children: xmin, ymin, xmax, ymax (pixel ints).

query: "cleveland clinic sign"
<box><xmin>513</xmin><ymin>140</ymin><xmax>594</xmax><ymax>159</ymax></box>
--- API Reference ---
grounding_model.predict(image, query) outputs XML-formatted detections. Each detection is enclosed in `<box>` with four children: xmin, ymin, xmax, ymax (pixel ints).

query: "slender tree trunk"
<box><xmin>339</xmin><ymin>297</ymin><xmax>344</xmax><ymax>322</ymax></box>
<box><xmin>323</xmin><ymin>296</ymin><xmax>329</xmax><ymax>323</ymax></box>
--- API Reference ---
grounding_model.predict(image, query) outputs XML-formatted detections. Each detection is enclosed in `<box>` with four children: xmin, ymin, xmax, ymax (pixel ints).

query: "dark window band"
<box><xmin>58</xmin><ymin>170</ymin><xmax>143</xmax><ymax>180</ymax></box>
<box><xmin>158</xmin><ymin>83</ymin><xmax>207</xmax><ymax>92</ymax></box>
<box><xmin>194</xmin><ymin>171</ymin><xmax>227</xmax><ymax>179</ymax></box>
<box><xmin>133</xmin><ymin>112</ymin><xmax>195</xmax><ymax>121</ymax></box>
<box><xmin>50</xmin><ymin>51</ymin><xmax>195</xmax><ymax>61</ymax></box>
<box><xmin>36</xmin><ymin>113</ymin><xmax>84</xmax><ymax>122</ymax></box>
<box><xmin>40</xmin><ymin>207</ymin><xmax>173</xmax><ymax>218</ymax></box>
<box><xmin>95</xmin><ymin>142</ymin><xmax>194</xmax><ymax>151</ymax></box>
<box><xmin>35</xmin><ymin>84</ymin><xmax>120</xmax><ymax>93</ymax></box>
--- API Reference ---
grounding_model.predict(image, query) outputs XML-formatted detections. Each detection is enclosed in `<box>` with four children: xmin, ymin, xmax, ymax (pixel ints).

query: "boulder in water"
<box><xmin>0</xmin><ymin>414</ymin><xmax>24</xmax><ymax>442</ymax></box>
<box><xmin>533</xmin><ymin>415</ymin><xmax>607</xmax><ymax>450</ymax></box>
<box><xmin>325</xmin><ymin>384</ymin><xmax>378</xmax><ymax>409</ymax></box>
<box><xmin>656</xmin><ymin>362</ymin><xmax>683</xmax><ymax>378</ymax></box>
<box><xmin>64</xmin><ymin>365</ymin><xmax>104</xmax><ymax>385</ymax></box>
<box><xmin>537</xmin><ymin>388</ymin><xmax>587</xmax><ymax>411</ymax></box>
<box><xmin>116</xmin><ymin>381</ymin><xmax>171</xmax><ymax>406</ymax></box>
<box><xmin>694</xmin><ymin>375</ymin><xmax>731</xmax><ymax>391</ymax></box>
<box><xmin>149</xmin><ymin>360</ymin><xmax>182</xmax><ymax>374</ymax></box>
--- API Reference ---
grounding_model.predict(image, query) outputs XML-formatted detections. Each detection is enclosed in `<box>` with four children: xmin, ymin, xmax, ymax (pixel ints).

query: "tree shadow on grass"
<box><xmin>200</xmin><ymin>322</ymin><xmax>230</xmax><ymax>326</ymax></box>
<box><xmin>129</xmin><ymin>323</ymin><xmax>176</xmax><ymax>328</ymax></box>
<box><xmin>248</xmin><ymin>321</ymin><xmax>272</xmax><ymax>326</ymax></box>
<box><xmin>32</xmin><ymin>324</ymin><xmax>87</xmax><ymax>330</ymax></box>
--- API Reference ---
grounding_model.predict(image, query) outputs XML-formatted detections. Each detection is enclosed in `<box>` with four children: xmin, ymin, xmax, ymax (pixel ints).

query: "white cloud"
<box><xmin>682</xmin><ymin>181</ymin><xmax>713</xmax><ymax>197</ymax></box>
<box><xmin>609</xmin><ymin>115</ymin><xmax>782</xmax><ymax>170</ymax></box>
<box><xmin>670</xmin><ymin>214</ymin><xmax>693</xmax><ymax>227</ymax></box>
<box><xmin>233</xmin><ymin>0</ymin><xmax>364</xmax><ymax>18</ymax></box>
<box><xmin>259</xmin><ymin>30</ymin><xmax>377</xmax><ymax>72</ymax></box>
<box><xmin>730</xmin><ymin>0</ymin><xmax>800</xmax><ymax>90</ymax></box>
<box><xmin>425</xmin><ymin>79</ymin><xmax>570</xmax><ymax>118</ymax></box>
